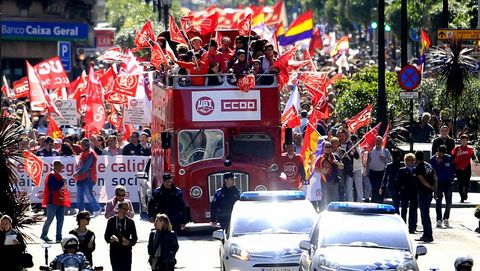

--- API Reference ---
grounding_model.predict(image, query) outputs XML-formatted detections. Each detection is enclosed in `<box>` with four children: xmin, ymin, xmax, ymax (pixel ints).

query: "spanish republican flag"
<box><xmin>330</xmin><ymin>35</ymin><xmax>349</xmax><ymax>57</ymax></box>
<box><xmin>279</xmin><ymin>10</ymin><xmax>313</xmax><ymax>46</ymax></box>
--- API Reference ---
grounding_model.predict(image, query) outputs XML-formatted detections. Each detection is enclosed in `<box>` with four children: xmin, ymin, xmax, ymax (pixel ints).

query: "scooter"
<box><xmin>39</xmin><ymin>242</ymin><xmax>103</xmax><ymax>271</ymax></box>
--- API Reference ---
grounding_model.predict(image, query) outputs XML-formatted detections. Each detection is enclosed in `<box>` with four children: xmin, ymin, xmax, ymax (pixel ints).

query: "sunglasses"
<box><xmin>324</xmin><ymin>146</ymin><xmax>332</xmax><ymax>149</ymax></box>
<box><xmin>116</xmin><ymin>193</ymin><xmax>125</xmax><ymax>197</ymax></box>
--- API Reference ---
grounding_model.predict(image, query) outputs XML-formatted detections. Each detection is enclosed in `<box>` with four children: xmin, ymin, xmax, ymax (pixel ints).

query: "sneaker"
<box><xmin>436</xmin><ymin>220</ymin><xmax>443</xmax><ymax>228</ymax></box>
<box><xmin>41</xmin><ymin>236</ymin><xmax>52</xmax><ymax>242</ymax></box>
<box><xmin>443</xmin><ymin>219</ymin><xmax>449</xmax><ymax>227</ymax></box>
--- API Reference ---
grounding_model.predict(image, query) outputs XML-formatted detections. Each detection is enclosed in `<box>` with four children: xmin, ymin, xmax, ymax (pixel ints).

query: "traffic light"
<box><xmin>385</xmin><ymin>24</ymin><xmax>391</xmax><ymax>32</ymax></box>
<box><xmin>371</xmin><ymin>22</ymin><xmax>378</xmax><ymax>29</ymax></box>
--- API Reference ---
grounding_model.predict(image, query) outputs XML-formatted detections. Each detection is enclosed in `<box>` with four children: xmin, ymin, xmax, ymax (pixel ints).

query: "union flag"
<box><xmin>345</xmin><ymin>104</ymin><xmax>373</xmax><ymax>133</ymax></box>
<box><xmin>23</xmin><ymin>151</ymin><xmax>44</xmax><ymax>186</ymax></box>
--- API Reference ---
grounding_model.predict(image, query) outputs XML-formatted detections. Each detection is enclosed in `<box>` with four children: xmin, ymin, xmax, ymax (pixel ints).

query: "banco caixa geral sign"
<box><xmin>1</xmin><ymin>21</ymin><xmax>89</xmax><ymax>41</ymax></box>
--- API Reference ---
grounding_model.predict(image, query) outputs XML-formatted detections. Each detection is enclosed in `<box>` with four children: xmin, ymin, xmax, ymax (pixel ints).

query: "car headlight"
<box><xmin>396</xmin><ymin>258</ymin><xmax>416</xmax><ymax>271</ymax></box>
<box><xmin>318</xmin><ymin>256</ymin><xmax>340</xmax><ymax>271</ymax></box>
<box><xmin>230</xmin><ymin>244</ymin><xmax>250</xmax><ymax>261</ymax></box>
<box><xmin>190</xmin><ymin>186</ymin><xmax>202</xmax><ymax>198</ymax></box>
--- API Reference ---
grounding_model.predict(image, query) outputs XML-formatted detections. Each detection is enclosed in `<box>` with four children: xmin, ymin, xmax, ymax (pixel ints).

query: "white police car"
<box><xmin>298</xmin><ymin>202</ymin><xmax>427</xmax><ymax>271</ymax></box>
<box><xmin>212</xmin><ymin>191</ymin><xmax>317</xmax><ymax>271</ymax></box>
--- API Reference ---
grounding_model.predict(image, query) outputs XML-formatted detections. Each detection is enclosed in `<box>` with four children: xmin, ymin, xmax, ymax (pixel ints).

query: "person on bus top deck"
<box><xmin>205</xmin><ymin>62</ymin><xmax>224</xmax><ymax>86</ymax></box>
<box><xmin>201</xmin><ymin>39</ymin><xmax>226</xmax><ymax>73</ymax></box>
<box><xmin>148</xmin><ymin>173</ymin><xmax>188</xmax><ymax>234</ymax></box>
<box><xmin>232</xmin><ymin>49</ymin><xmax>250</xmax><ymax>80</ymax></box>
<box><xmin>279</xmin><ymin>128</ymin><xmax>306</xmax><ymax>189</ymax></box>
<box><xmin>218</xmin><ymin>36</ymin><xmax>235</xmax><ymax>69</ymax></box>
<box><xmin>210</xmin><ymin>172</ymin><xmax>241</xmax><ymax>229</ymax></box>
<box><xmin>189</xmin><ymin>36</ymin><xmax>206</xmax><ymax>56</ymax></box>
<box><xmin>175</xmin><ymin>52</ymin><xmax>208</xmax><ymax>86</ymax></box>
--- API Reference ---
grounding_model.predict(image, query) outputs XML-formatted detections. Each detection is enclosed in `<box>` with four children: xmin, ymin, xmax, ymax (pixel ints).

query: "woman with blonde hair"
<box><xmin>148</xmin><ymin>214</ymin><xmax>179</xmax><ymax>271</ymax></box>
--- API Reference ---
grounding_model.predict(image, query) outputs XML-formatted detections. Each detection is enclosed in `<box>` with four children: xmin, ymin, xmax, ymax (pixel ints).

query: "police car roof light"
<box><xmin>240</xmin><ymin>190</ymin><xmax>305</xmax><ymax>201</ymax></box>
<box><xmin>327</xmin><ymin>202</ymin><xmax>396</xmax><ymax>214</ymax></box>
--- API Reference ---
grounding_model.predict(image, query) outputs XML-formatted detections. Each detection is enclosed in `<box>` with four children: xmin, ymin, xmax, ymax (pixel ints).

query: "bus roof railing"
<box><xmin>155</xmin><ymin>73</ymin><xmax>278</xmax><ymax>89</ymax></box>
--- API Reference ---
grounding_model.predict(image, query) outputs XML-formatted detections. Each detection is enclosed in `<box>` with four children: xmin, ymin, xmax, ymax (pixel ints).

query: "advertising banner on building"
<box><xmin>1</xmin><ymin>21</ymin><xmax>89</xmax><ymax>41</ymax></box>
<box><xmin>191</xmin><ymin>90</ymin><xmax>261</xmax><ymax>122</ymax></box>
<box><xmin>14</xmin><ymin>156</ymin><xmax>148</xmax><ymax>204</ymax></box>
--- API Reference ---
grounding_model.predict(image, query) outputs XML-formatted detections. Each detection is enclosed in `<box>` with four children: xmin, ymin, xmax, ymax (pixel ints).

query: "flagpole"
<box><xmin>245</xmin><ymin>24</ymin><xmax>252</xmax><ymax>64</ymax></box>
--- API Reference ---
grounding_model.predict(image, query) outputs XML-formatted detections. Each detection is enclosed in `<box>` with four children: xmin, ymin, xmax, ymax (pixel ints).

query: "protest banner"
<box><xmin>51</xmin><ymin>99</ymin><xmax>78</xmax><ymax>126</ymax></box>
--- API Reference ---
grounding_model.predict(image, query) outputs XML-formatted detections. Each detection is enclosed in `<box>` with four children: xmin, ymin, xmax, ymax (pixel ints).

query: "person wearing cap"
<box><xmin>452</xmin><ymin>134</ymin><xmax>477</xmax><ymax>203</ymax></box>
<box><xmin>366</xmin><ymin>135</ymin><xmax>392</xmax><ymax>203</ymax></box>
<box><xmin>455</xmin><ymin>255</ymin><xmax>474</xmax><ymax>271</ymax></box>
<box><xmin>41</xmin><ymin>160</ymin><xmax>71</xmax><ymax>243</ymax></box>
<box><xmin>430</xmin><ymin>145</ymin><xmax>455</xmax><ymax>228</ymax></box>
<box><xmin>53</xmin><ymin>138</ymin><xmax>63</xmax><ymax>151</ymax></box>
<box><xmin>210</xmin><ymin>172</ymin><xmax>241</xmax><ymax>229</ymax></box>
<box><xmin>148</xmin><ymin>173</ymin><xmax>187</xmax><ymax>234</ymax></box>
<box><xmin>36</xmin><ymin>136</ymin><xmax>59</xmax><ymax>157</ymax></box>
<box><xmin>189</xmin><ymin>36</ymin><xmax>205</xmax><ymax>55</ymax></box>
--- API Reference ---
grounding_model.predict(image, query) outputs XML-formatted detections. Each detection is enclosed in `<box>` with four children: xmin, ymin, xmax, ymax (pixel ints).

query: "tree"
<box><xmin>427</xmin><ymin>38</ymin><xmax>476</xmax><ymax>137</ymax></box>
<box><xmin>334</xmin><ymin>66</ymin><xmax>404</xmax><ymax>123</ymax></box>
<box><xmin>0</xmin><ymin>113</ymin><xmax>35</xmax><ymax>241</ymax></box>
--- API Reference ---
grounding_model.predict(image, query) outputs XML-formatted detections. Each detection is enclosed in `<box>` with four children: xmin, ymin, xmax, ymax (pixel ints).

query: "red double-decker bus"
<box><xmin>147</xmin><ymin>71</ymin><xmax>300</xmax><ymax>222</ymax></box>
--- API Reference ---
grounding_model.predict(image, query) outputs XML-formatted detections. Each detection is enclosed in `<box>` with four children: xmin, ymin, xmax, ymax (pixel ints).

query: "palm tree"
<box><xmin>427</xmin><ymin>38</ymin><xmax>476</xmax><ymax>137</ymax></box>
<box><xmin>0</xmin><ymin>111</ymin><xmax>36</xmax><ymax>241</ymax></box>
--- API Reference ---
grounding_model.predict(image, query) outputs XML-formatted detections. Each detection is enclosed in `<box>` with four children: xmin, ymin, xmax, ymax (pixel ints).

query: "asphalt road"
<box><xmin>23</xmin><ymin>195</ymin><xmax>480</xmax><ymax>271</ymax></box>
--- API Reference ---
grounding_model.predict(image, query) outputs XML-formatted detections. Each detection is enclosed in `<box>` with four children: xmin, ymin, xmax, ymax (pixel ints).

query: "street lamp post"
<box><xmin>160</xmin><ymin>0</ymin><xmax>173</xmax><ymax>31</ymax></box>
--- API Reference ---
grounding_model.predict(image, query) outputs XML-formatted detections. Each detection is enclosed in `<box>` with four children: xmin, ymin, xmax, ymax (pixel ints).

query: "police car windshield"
<box><xmin>231</xmin><ymin>201</ymin><xmax>315</xmax><ymax>236</ymax></box>
<box><xmin>318</xmin><ymin>213</ymin><xmax>410</xmax><ymax>250</ymax></box>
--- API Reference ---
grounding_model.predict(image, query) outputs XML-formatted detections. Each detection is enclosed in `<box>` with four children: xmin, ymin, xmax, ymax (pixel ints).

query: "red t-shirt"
<box><xmin>201</xmin><ymin>51</ymin><xmax>226</xmax><ymax>72</ymax></box>
<box><xmin>452</xmin><ymin>145</ymin><xmax>474</xmax><ymax>170</ymax></box>
<box><xmin>279</xmin><ymin>153</ymin><xmax>304</xmax><ymax>185</ymax></box>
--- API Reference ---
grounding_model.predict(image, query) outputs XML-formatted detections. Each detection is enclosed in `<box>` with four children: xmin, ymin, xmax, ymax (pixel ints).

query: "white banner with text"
<box><xmin>14</xmin><ymin>155</ymin><xmax>148</xmax><ymax>204</ymax></box>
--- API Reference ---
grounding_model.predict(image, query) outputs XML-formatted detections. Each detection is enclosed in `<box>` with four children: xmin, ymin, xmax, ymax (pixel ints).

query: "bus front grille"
<box><xmin>208</xmin><ymin>172</ymin><xmax>249</xmax><ymax>202</ymax></box>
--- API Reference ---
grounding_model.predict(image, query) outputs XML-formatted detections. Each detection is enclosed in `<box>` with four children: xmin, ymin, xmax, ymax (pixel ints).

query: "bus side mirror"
<box><xmin>161</xmin><ymin>132</ymin><xmax>171</xmax><ymax>149</ymax></box>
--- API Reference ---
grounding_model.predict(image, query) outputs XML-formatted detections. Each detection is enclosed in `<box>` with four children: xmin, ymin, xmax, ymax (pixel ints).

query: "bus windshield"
<box><xmin>178</xmin><ymin>129</ymin><xmax>224</xmax><ymax>166</ymax></box>
<box><xmin>232</xmin><ymin>133</ymin><xmax>274</xmax><ymax>159</ymax></box>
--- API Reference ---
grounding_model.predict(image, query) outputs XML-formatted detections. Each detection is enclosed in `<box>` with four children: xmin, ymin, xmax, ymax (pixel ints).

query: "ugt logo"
<box><xmin>196</xmin><ymin>96</ymin><xmax>215</xmax><ymax>116</ymax></box>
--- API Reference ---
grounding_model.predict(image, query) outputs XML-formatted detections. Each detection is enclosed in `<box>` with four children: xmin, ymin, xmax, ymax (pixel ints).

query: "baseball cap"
<box><xmin>162</xmin><ymin>173</ymin><xmax>173</xmax><ymax>181</ymax></box>
<box><xmin>54</xmin><ymin>139</ymin><xmax>62</xmax><ymax>144</ymax></box>
<box><xmin>223</xmin><ymin>172</ymin><xmax>236</xmax><ymax>180</ymax></box>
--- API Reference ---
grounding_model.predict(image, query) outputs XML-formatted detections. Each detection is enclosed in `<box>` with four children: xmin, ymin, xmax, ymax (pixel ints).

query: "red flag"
<box><xmin>47</xmin><ymin>118</ymin><xmax>63</xmax><ymax>140</ymax></box>
<box><xmin>237</xmin><ymin>13</ymin><xmax>252</xmax><ymax>37</ymax></box>
<box><xmin>265</xmin><ymin>0</ymin><xmax>285</xmax><ymax>26</ymax></box>
<box><xmin>108</xmin><ymin>107</ymin><xmax>123</xmax><ymax>131</ymax></box>
<box><xmin>199</xmin><ymin>13</ymin><xmax>219</xmax><ymax>35</ymax></box>
<box><xmin>112</xmin><ymin>74</ymin><xmax>139</xmax><ymax>97</ymax></box>
<box><xmin>281</xmin><ymin>106</ymin><xmax>301</xmax><ymax>128</ymax></box>
<box><xmin>97</xmin><ymin>47</ymin><xmax>130</xmax><ymax>62</ymax></box>
<box><xmin>99</xmin><ymin>67</ymin><xmax>117</xmax><ymax>90</ymax></box>
<box><xmin>382</xmin><ymin>123</ymin><xmax>390</xmax><ymax>148</ymax></box>
<box><xmin>272</xmin><ymin>46</ymin><xmax>298</xmax><ymax>89</ymax></box>
<box><xmin>420</xmin><ymin>30</ymin><xmax>431</xmax><ymax>49</ymax></box>
<box><xmin>359</xmin><ymin>122</ymin><xmax>382</xmax><ymax>151</ymax></box>
<box><xmin>309</xmin><ymin>27</ymin><xmax>323</xmax><ymax>56</ymax></box>
<box><xmin>83</xmin><ymin>67</ymin><xmax>105</xmax><ymax>131</ymax></box>
<box><xmin>236</xmin><ymin>74</ymin><xmax>255</xmax><ymax>92</ymax></box>
<box><xmin>68</xmin><ymin>72</ymin><xmax>87</xmax><ymax>111</ymax></box>
<box><xmin>27</xmin><ymin>61</ymin><xmax>63</xmax><ymax>117</ymax></box>
<box><xmin>33</xmin><ymin>56</ymin><xmax>70</xmax><ymax>89</ymax></box>
<box><xmin>322</xmin><ymin>73</ymin><xmax>344</xmax><ymax>92</ymax></box>
<box><xmin>105</xmin><ymin>90</ymin><xmax>128</xmax><ymax>105</ymax></box>
<box><xmin>180</xmin><ymin>15</ymin><xmax>195</xmax><ymax>32</ymax></box>
<box><xmin>23</xmin><ymin>151</ymin><xmax>44</xmax><ymax>186</ymax></box>
<box><xmin>345</xmin><ymin>104</ymin><xmax>373</xmax><ymax>133</ymax></box>
<box><xmin>169</xmin><ymin>15</ymin><xmax>188</xmax><ymax>46</ymax></box>
<box><xmin>134</xmin><ymin>21</ymin><xmax>155</xmax><ymax>48</ymax></box>
<box><xmin>311</xmin><ymin>95</ymin><xmax>329</xmax><ymax>120</ymax></box>
<box><xmin>12</xmin><ymin>77</ymin><xmax>30</xmax><ymax>99</ymax></box>
<box><xmin>298</xmin><ymin>72</ymin><xmax>328</xmax><ymax>104</ymax></box>
<box><xmin>150</xmin><ymin>43</ymin><xmax>169</xmax><ymax>68</ymax></box>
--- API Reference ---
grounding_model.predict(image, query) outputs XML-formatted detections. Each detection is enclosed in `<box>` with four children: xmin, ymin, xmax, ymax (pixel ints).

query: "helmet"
<box><xmin>61</xmin><ymin>234</ymin><xmax>79</xmax><ymax>252</ymax></box>
<box><xmin>455</xmin><ymin>256</ymin><xmax>474</xmax><ymax>269</ymax></box>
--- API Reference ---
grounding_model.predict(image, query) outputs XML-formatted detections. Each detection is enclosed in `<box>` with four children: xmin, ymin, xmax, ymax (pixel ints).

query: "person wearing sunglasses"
<box><xmin>69</xmin><ymin>211</ymin><xmax>96</xmax><ymax>265</ymax></box>
<box><xmin>105</xmin><ymin>185</ymin><xmax>135</xmax><ymax>219</ymax></box>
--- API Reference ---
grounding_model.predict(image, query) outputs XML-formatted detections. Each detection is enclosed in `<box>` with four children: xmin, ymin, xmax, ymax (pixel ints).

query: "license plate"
<box><xmin>261</xmin><ymin>268</ymin><xmax>295</xmax><ymax>271</ymax></box>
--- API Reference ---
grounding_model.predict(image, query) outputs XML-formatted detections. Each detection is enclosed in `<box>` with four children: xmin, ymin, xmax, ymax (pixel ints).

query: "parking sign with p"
<box><xmin>58</xmin><ymin>41</ymin><xmax>71</xmax><ymax>72</ymax></box>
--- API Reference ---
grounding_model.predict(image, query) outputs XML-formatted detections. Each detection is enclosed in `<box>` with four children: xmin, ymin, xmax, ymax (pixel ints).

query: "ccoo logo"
<box><xmin>55</xmin><ymin>100</ymin><xmax>63</xmax><ymax>107</ymax></box>
<box><xmin>196</xmin><ymin>96</ymin><xmax>215</xmax><ymax>116</ymax></box>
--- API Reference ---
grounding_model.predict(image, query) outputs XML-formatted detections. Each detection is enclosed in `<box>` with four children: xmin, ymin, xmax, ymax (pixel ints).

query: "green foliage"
<box><xmin>334</xmin><ymin>66</ymin><xmax>403</xmax><ymax>122</ymax></box>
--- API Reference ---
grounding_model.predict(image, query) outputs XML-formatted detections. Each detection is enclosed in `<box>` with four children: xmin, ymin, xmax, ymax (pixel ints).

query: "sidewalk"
<box><xmin>384</xmin><ymin>192</ymin><xmax>480</xmax><ymax>208</ymax></box>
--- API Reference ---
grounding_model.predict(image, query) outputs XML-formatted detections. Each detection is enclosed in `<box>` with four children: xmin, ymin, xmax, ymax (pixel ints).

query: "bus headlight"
<box><xmin>190</xmin><ymin>186</ymin><xmax>202</xmax><ymax>198</ymax></box>
<box><xmin>255</xmin><ymin>185</ymin><xmax>267</xmax><ymax>191</ymax></box>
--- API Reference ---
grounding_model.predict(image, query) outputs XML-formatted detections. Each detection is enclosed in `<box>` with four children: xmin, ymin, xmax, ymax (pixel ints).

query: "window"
<box><xmin>178</xmin><ymin>129</ymin><xmax>224</xmax><ymax>166</ymax></box>
<box><xmin>232</xmin><ymin>133</ymin><xmax>274</xmax><ymax>159</ymax></box>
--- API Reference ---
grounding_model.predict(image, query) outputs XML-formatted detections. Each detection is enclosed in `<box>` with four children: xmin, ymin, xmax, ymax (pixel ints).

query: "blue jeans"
<box><xmin>435</xmin><ymin>181</ymin><xmax>453</xmax><ymax>221</ymax></box>
<box><xmin>41</xmin><ymin>204</ymin><xmax>65</xmax><ymax>241</ymax></box>
<box><xmin>77</xmin><ymin>178</ymin><xmax>100</xmax><ymax>212</ymax></box>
